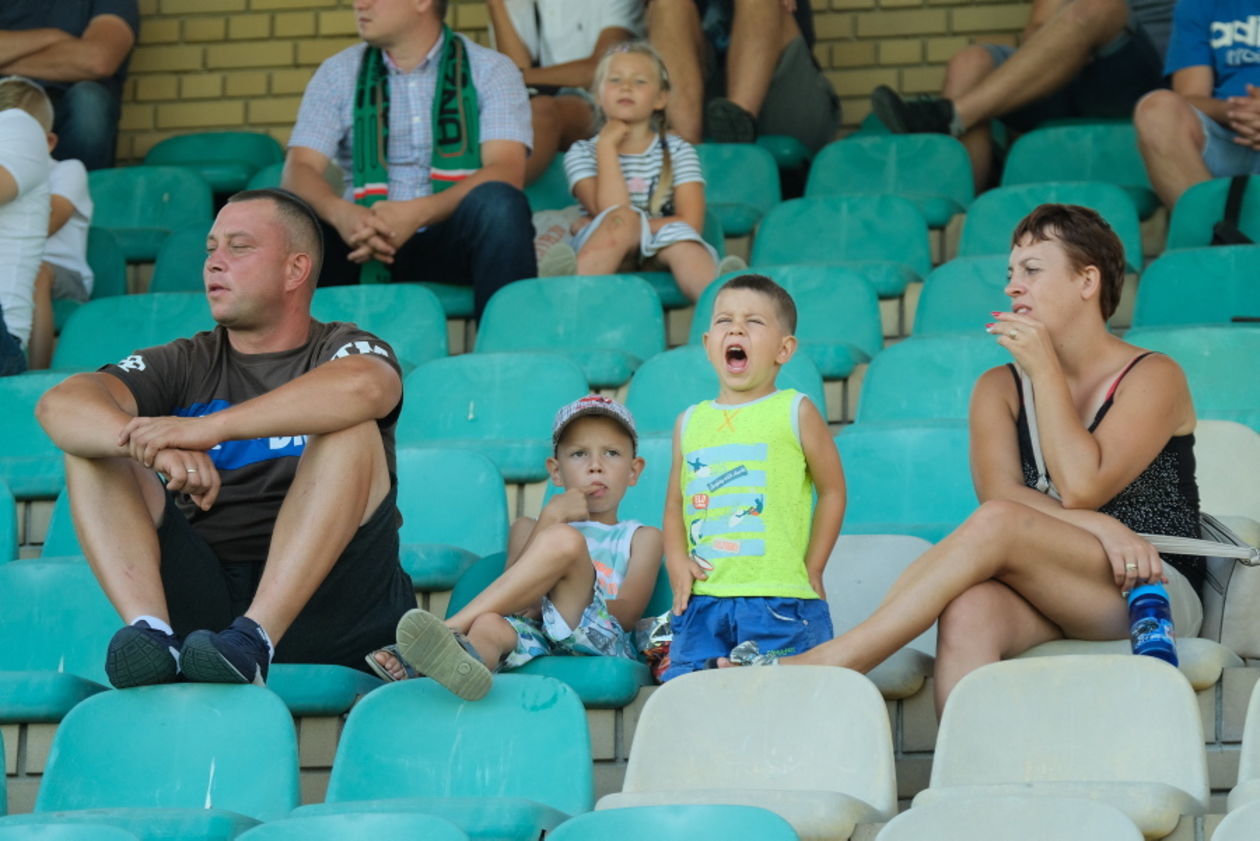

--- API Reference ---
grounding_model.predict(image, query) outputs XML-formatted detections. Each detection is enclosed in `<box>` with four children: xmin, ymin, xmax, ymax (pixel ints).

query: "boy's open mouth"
<box><xmin>725</xmin><ymin>344</ymin><xmax>749</xmax><ymax>373</ymax></box>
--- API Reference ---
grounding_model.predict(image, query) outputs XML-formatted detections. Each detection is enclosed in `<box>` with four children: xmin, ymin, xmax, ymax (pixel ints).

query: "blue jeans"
<box><xmin>50</xmin><ymin>81</ymin><xmax>121</xmax><ymax>171</ymax></box>
<box><xmin>0</xmin><ymin>302</ymin><xmax>27</xmax><ymax>377</ymax></box>
<box><xmin>317</xmin><ymin>181</ymin><xmax>537</xmax><ymax>319</ymax></box>
<box><xmin>1195</xmin><ymin>108</ymin><xmax>1260</xmax><ymax>178</ymax></box>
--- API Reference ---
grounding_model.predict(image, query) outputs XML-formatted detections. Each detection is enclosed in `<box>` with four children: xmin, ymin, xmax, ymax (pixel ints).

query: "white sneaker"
<box><xmin>716</xmin><ymin>254</ymin><xmax>748</xmax><ymax>278</ymax></box>
<box><xmin>538</xmin><ymin>242</ymin><xmax>578</xmax><ymax>277</ymax></box>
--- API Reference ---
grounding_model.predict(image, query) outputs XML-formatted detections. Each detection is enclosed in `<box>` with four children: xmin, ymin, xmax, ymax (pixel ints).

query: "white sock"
<box><xmin>131</xmin><ymin>615</ymin><xmax>175</xmax><ymax>637</ymax></box>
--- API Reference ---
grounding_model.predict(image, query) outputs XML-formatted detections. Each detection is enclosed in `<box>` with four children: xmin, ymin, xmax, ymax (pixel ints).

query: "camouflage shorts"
<box><xmin>503</xmin><ymin>588</ymin><xmax>637</xmax><ymax>669</ymax></box>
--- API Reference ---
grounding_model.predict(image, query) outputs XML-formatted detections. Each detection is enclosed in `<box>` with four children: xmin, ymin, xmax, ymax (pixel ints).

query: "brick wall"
<box><xmin>118</xmin><ymin>0</ymin><xmax>1029</xmax><ymax>163</ymax></box>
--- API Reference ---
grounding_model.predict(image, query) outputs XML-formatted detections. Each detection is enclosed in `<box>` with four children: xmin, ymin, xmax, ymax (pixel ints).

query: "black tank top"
<box><xmin>1010</xmin><ymin>354</ymin><xmax>1203</xmax><ymax>591</ymax></box>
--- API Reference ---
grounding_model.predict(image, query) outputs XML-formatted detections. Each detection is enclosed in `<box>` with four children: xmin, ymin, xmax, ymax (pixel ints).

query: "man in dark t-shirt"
<box><xmin>37</xmin><ymin>188</ymin><xmax>415</xmax><ymax>688</ymax></box>
<box><xmin>0</xmin><ymin>0</ymin><xmax>140</xmax><ymax>169</ymax></box>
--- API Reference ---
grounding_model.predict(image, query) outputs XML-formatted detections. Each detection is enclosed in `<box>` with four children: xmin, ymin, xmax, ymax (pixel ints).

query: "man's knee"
<box><xmin>532</xmin><ymin>96</ymin><xmax>560</xmax><ymax>136</ymax></box>
<box><xmin>1134</xmin><ymin>89</ymin><xmax>1195</xmax><ymax>135</ymax></box>
<box><xmin>946</xmin><ymin>45</ymin><xmax>996</xmax><ymax>85</ymax></box>
<box><xmin>1061</xmin><ymin>0</ymin><xmax>1129</xmax><ymax>42</ymax></box>
<box><xmin>455</xmin><ymin>181</ymin><xmax>531</xmax><ymax>235</ymax></box>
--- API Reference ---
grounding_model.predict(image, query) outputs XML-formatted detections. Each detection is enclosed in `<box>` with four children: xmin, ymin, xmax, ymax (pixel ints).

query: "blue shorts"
<box><xmin>1194</xmin><ymin>107</ymin><xmax>1260</xmax><ymax>179</ymax></box>
<box><xmin>661</xmin><ymin>595</ymin><xmax>833</xmax><ymax>682</ymax></box>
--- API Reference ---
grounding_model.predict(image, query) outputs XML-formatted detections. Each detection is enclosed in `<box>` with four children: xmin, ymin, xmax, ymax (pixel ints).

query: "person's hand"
<box><xmin>364</xmin><ymin>199</ymin><xmax>432</xmax><ymax>251</ymax></box>
<box><xmin>987</xmin><ymin>310</ymin><xmax>1058</xmax><ymax>378</ymax></box>
<box><xmin>809</xmin><ymin>572</ymin><xmax>826</xmax><ymax>601</ymax></box>
<box><xmin>570</xmin><ymin>214</ymin><xmax>592</xmax><ymax>235</ymax></box>
<box><xmin>329</xmin><ymin>202</ymin><xmax>377</xmax><ymax>260</ymax></box>
<box><xmin>119</xmin><ymin>415</ymin><xmax>222</xmax><ymax>469</ymax></box>
<box><xmin>597</xmin><ymin>119</ymin><xmax>630</xmax><ymax>149</ymax></box>
<box><xmin>1088</xmin><ymin>515</ymin><xmax>1166</xmax><ymax>594</ymax></box>
<box><xmin>152</xmin><ymin>448</ymin><xmax>222</xmax><ymax>511</ymax></box>
<box><xmin>780</xmin><ymin>0</ymin><xmax>797</xmax><ymax>12</ymax></box>
<box><xmin>667</xmin><ymin>554</ymin><xmax>710</xmax><ymax>615</ymax></box>
<box><xmin>542</xmin><ymin>486</ymin><xmax>592</xmax><ymax>524</ymax></box>
<box><xmin>1227</xmin><ymin>84</ymin><xmax>1260</xmax><ymax>149</ymax></box>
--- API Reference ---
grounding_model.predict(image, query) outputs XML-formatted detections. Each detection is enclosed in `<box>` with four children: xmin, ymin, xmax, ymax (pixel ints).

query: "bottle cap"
<box><xmin>1127</xmin><ymin>582</ymin><xmax>1169</xmax><ymax>604</ymax></box>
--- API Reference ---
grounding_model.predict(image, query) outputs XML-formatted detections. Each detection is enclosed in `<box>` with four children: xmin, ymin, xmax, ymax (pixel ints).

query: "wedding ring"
<box><xmin>186</xmin><ymin>468</ymin><xmax>199</xmax><ymax>474</ymax></box>
<box><xmin>1124</xmin><ymin>563</ymin><xmax>1138</xmax><ymax>571</ymax></box>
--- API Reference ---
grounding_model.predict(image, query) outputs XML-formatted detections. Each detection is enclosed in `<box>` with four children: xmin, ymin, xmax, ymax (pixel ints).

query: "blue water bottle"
<box><xmin>1128</xmin><ymin>583</ymin><xmax>1178</xmax><ymax>666</ymax></box>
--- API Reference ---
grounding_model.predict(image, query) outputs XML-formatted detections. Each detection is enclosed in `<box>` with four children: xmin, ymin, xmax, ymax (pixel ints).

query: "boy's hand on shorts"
<box><xmin>810</xmin><ymin>573</ymin><xmax>827</xmax><ymax>601</ymax></box>
<box><xmin>667</xmin><ymin>556</ymin><xmax>709</xmax><ymax>615</ymax></box>
<box><xmin>544</xmin><ymin>487</ymin><xmax>591</xmax><ymax>523</ymax></box>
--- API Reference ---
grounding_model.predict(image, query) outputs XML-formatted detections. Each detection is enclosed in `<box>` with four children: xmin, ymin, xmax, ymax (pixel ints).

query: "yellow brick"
<box><xmin>181</xmin><ymin>73</ymin><xmax>225</xmax><ymax>99</ymax></box>
<box><xmin>926</xmin><ymin>36</ymin><xmax>970</xmax><ymax>62</ymax></box>
<box><xmin>184</xmin><ymin>17</ymin><xmax>227</xmax><ymax>42</ymax></box>
<box><xmin>139</xmin><ymin>18</ymin><xmax>180</xmax><ymax>43</ymax></box>
<box><xmin>267</xmin><ymin>125</ymin><xmax>292</xmax><ymax>147</ymax></box>
<box><xmin>828</xmin><ymin>0</ymin><xmax>874</xmax><ymax>9</ymax></box>
<box><xmin>468</xmin><ymin>30</ymin><xmax>490</xmax><ymax>47</ymax></box>
<box><xmin>120</xmin><ymin>103</ymin><xmax>154</xmax><ymax>131</ymax></box>
<box><xmin>826</xmin><ymin>67</ymin><xmax>899</xmax><ymax>97</ymax></box>
<box><xmin>130</xmin><ymin>45</ymin><xmax>204</xmax><ymax>73</ymax></box>
<box><xmin>225</xmin><ymin>71</ymin><xmax>269</xmax><ymax>96</ymax></box>
<box><xmin>951</xmin><ymin>4</ymin><xmax>1030</xmax><ymax>33</ymax></box>
<box><xmin>901</xmin><ymin>65</ymin><xmax>946</xmax><ymax>93</ymax></box>
<box><xmin>156</xmin><ymin>100</ymin><xmax>247</xmax><ymax>129</ymax></box>
<box><xmin>250</xmin><ymin>0</ymin><xmax>336</xmax><ymax>8</ymax></box>
<box><xmin>880</xmin><ymin>0</ymin><xmax>924</xmax><ymax>7</ymax></box>
<box><xmin>833</xmin><ymin>41</ymin><xmax>877</xmax><ymax>68</ymax></box>
<box><xmin>206</xmin><ymin>41</ymin><xmax>294</xmax><ymax>69</ymax></box>
<box><xmin>842</xmin><ymin>97</ymin><xmax>873</xmax><ymax>128</ymax></box>
<box><xmin>247</xmin><ymin>95</ymin><xmax>302</xmax><ymax>124</ymax></box>
<box><xmin>274</xmin><ymin>11</ymin><xmax>317</xmax><ymax>38</ymax></box>
<box><xmin>318</xmin><ymin>9</ymin><xmax>358</xmax><ymax>36</ymax></box>
<box><xmin>455</xmin><ymin>3</ymin><xmax>489</xmax><ymax>28</ymax></box>
<box><xmin>297</xmin><ymin>37</ymin><xmax>360</xmax><ymax>66</ymax></box>
<box><xmin>815</xmin><ymin>12</ymin><xmax>855</xmax><ymax>38</ymax></box>
<box><xmin>138</xmin><ymin>0</ymin><xmax>159</xmax><ymax>14</ymax></box>
<box><xmin>130</xmin><ymin>131</ymin><xmax>178</xmax><ymax>159</ymax></box>
<box><xmin>162</xmin><ymin>0</ymin><xmax>245</xmax><ymax>10</ymax></box>
<box><xmin>271</xmin><ymin>68</ymin><xmax>314</xmax><ymax>95</ymax></box>
<box><xmin>229</xmin><ymin>13</ymin><xmax>272</xmax><ymax>40</ymax></box>
<box><xmin>879</xmin><ymin>38</ymin><xmax>922</xmax><ymax>65</ymax></box>
<box><xmin>855</xmin><ymin>9</ymin><xmax>947</xmax><ymax>37</ymax></box>
<box><xmin>135</xmin><ymin>75</ymin><xmax>178</xmax><ymax>101</ymax></box>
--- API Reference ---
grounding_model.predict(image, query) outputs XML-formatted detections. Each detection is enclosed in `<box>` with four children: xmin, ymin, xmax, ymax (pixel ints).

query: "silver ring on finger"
<box><xmin>186</xmin><ymin>468</ymin><xmax>198</xmax><ymax>474</ymax></box>
<box><xmin>1124</xmin><ymin>563</ymin><xmax>1138</xmax><ymax>571</ymax></box>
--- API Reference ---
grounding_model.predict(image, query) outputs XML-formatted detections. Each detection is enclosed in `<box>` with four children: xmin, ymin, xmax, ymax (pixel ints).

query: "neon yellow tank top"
<box><xmin>679</xmin><ymin>389</ymin><xmax>817</xmax><ymax>599</ymax></box>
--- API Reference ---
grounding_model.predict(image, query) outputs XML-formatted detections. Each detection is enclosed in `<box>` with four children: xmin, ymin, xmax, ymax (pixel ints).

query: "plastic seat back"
<box><xmin>620</xmin><ymin>667</ymin><xmax>896</xmax><ymax>818</ymax></box>
<box><xmin>149</xmin><ymin>222</ymin><xmax>212</xmax><ymax>293</ymax></box>
<box><xmin>0</xmin><ymin>371</ymin><xmax>70</xmax><ymax>499</ymax></box>
<box><xmin>326</xmin><ymin>675</ymin><xmax>592</xmax><ymax>814</ymax></box>
<box><xmin>837</xmin><ymin>420</ymin><xmax>976</xmax><ymax>538</ymax></box>
<box><xmin>145</xmin><ymin>132</ymin><xmax>285</xmax><ymax>193</ymax></box>
<box><xmin>86</xmin><ymin>228</ymin><xmax>127</xmax><ymax>299</ymax></box>
<box><xmin>37</xmin><ymin>683</ymin><xmax>299</xmax><ymax>820</ymax></box>
<box><xmin>929</xmin><ymin>656</ymin><xmax>1208</xmax><ymax>805</ymax></box>
<box><xmin>551</xmin><ymin>805</ymin><xmax>799</xmax><ymax>841</ymax></box>
<box><xmin>1194</xmin><ymin>420</ymin><xmax>1260</xmax><ymax>521</ymax></box>
<box><xmin>247</xmin><ymin>162</ymin><xmax>284</xmax><ymax>190</ymax></box>
<box><xmin>959</xmin><ymin>182</ymin><xmax>1143</xmax><ymax>270</ymax></box>
<box><xmin>1125</xmin><ymin>325</ymin><xmax>1260</xmax><ymax>429</ymax></box>
<box><xmin>396</xmin><ymin>447</ymin><xmax>507</xmax><ymax>558</ymax></box>
<box><xmin>751</xmin><ymin>195</ymin><xmax>932</xmax><ymax>278</ymax></box>
<box><xmin>87</xmin><ymin>167</ymin><xmax>213</xmax><ymax>260</ymax></box>
<box><xmin>697</xmin><ymin>143</ymin><xmax>781</xmax><ymax>237</ymax></box>
<box><xmin>625</xmin><ymin>346</ymin><xmax>827</xmax><ymax>437</ymax></box>
<box><xmin>876</xmin><ymin>796</ymin><xmax>1144</xmax><ymax>841</ymax></box>
<box><xmin>0</xmin><ymin>479</ymin><xmax>12</xmax><ymax>561</ymax></box>
<box><xmin>856</xmin><ymin>334</ymin><xmax>1009</xmax><ymax>423</ymax></box>
<box><xmin>913</xmin><ymin>255</ymin><xmax>1010</xmax><ymax>334</ymax></box>
<box><xmin>0</xmin><ymin>826</ymin><xmax>139</xmax><ymax>840</ymax></box>
<box><xmin>1229</xmin><ymin>676</ymin><xmax>1260</xmax><ymax>811</ymax></box>
<box><xmin>52</xmin><ymin>292</ymin><xmax>215</xmax><ymax>371</ymax></box>
<box><xmin>806</xmin><ymin>135</ymin><xmax>974</xmax><ymax>227</ymax></box>
<box><xmin>1214</xmin><ymin>800</ymin><xmax>1260</xmax><ymax>841</ymax></box>
<box><xmin>311</xmin><ymin>283</ymin><xmax>448</xmax><ymax>373</ymax></box>
<box><xmin>475</xmin><ymin>275</ymin><xmax>665</xmax><ymax>388</ymax></box>
<box><xmin>524</xmin><ymin>156</ymin><xmax>575</xmax><ymax>212</ymax></box>
<box><xmin>824</xmin><ymin>535</ymin><xmax>936</xmax><ymax>655</ymax></box>
<box><xmin>236</xmin><ymin>812</ymin><xmax>468</xmax><ymax>841</ymax></box>
<box><xmin>1131</xmin><ymin>246</ymin><xmax>1260</xmax><ymax>327</ymax></box>
<box><xmin>1002</xmin><ymin>122</ymin><xmax>1157</xmax><ymax>218</ymax></box>
<box><xmin>1168</xmin><ymin>176</ymin><xmax>1260</xmax><ymax>249</ymax></box>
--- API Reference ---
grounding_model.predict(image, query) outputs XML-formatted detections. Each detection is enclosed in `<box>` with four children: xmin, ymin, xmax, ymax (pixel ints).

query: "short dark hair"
<box><xmin>434</xmin><ymin>0</ymin><xmax>448</xmax><ymax>19</ymax></box>
<box><xmin>716</xmin><ymin>274</ymin><xmax>798</xmax><ymax>333</ymax></box>
<box><xmin>1010</xmin><ymin>204</ymin><xmax>1125</xmax><ymax>320</ymax></box>
<box><xmin>226</xmin><ymin>187</ymin><xmax>324</xmax><ymax>281</ymax></box>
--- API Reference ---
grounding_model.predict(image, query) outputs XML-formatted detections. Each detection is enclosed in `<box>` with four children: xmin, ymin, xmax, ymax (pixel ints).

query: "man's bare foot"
<box><xmin>364</xmin><ymin>643</ymin><xmax>420</xmax><ymax>682</ymax></box>
<box><xmin>716</xmin><ymin>656</ymin><xmax>739</xmax><ymax>668</ymax></box>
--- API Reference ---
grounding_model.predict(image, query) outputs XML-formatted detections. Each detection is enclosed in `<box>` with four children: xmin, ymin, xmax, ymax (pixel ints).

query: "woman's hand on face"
<box><xmin>987</xmin><ymin>311</ymin><xmax>1057</xmax><ymax>377</ymax></box>
<box><xmin>1088</xmin><ymin>515</ymin><xmax>1167</xmax><ymax>595</ymax></box>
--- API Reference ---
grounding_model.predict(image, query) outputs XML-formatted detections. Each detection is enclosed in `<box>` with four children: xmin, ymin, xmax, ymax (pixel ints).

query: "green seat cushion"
<box><xmin>711</xmin><ymin>203</ymin><xmax>762</xmax><ymax>238</ymax></box>
<box><xmin>399</xmin><ymin>543</ymin><xmax>480</xmax><ymax>591</ymax></box>
<box><xmin>0</xmin><ymin>672</ymin><xmax>108</xmax><ymax>723</ymax></box>
<box><xmin>293</xmin><ymin>797</ymin><xmax>570</xmax><ymax>841</ymax></box>
<box><xmin>756</xmin><ymin>135</ymin><xmax>813</xmax><ymax>168</ymax></box>
<box><xmin>267</xmin><ymin>665</ymin><xmax>382</xmax><ymax>717</ymax></box>
<box><xmin>111</xmin><ymin>230</ymin><xmax>171</xmax><ymax>263</ymax></box>
<box><xmin>514</xmin><ymin>656</ymin><xmax>650</xmax><ymax>709</ymax></box>
<box><xmin>632</xmin><ymin>272</ymin><xmax>690</xmax><ymax>309</ymax></box>
<box><xmin>418</xmin><ymin>283</ymin><xmax>474</xmax><ymax>318</ymax></box>
<box><xmin>910</xmin><ymin>195</ymin><xmax>966</xmax><ymax>228</ymax></box>
<box><xmin>0</xmin><ymin>459</ymin><xmax>65</xmax><ymax>500</ymax></box>
<box><xmin>0</xmin><ymin>809</ymin><xmax>260</xmax><ymax>841</ymax></box>
<box><xmin>433</xmin><ymin>440</ymin><xmax>551</xmax><ymax>484</ymax></box>
<box><xmin>800</xmin><ymin>342</ymin><xmax>869</xmax><ymax>380</ymax></box>
<box><xmin>177</xmin><ymin>161</ymin><xmax>255</xmax><ymax>194</ymax></box>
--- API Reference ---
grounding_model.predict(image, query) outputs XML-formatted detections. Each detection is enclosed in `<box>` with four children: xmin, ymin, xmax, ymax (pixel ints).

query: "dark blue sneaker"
<box><xmin>106</xmin><ymin>620</ymin><xmax>181</xmax><ymax>689</ymax></box>
<box><xmin>179</xmin><ymin>616</ymin><xmax>271</xmax><ymax>686</ymax></box>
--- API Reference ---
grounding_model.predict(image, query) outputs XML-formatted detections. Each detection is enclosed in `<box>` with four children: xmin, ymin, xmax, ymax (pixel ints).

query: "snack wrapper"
<box><xmin>635</xmin><ymin>611</ymin><xmax>673</xmax><ymax>682</ymax></box>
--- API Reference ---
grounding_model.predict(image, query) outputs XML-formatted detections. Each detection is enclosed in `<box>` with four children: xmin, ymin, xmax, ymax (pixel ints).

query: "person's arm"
<box><xmin>522</xmin><ymin>27</ymin><xmax>639</xmax><ymax>88</ymax></box>
<box><xmin>36</xmin><ymin>371</ymin><xmax>139</xmax><ymax>458</ymax></box>
<box><xmin>48</xmin><ymin>194</ymin><xmax>74</xmax><ymax>235</ymax></box>
<box><xmin>1172</xmin><ymin>65</ymin><xmax>1227</xmax><ymax>123</ymax></box>
<box><xmin>663</xmin><ymin>412</ymin><xmax>706</xmax><ymax>614</ymax></box>
<box><xmin>798</xmin><ymin>397</ymin><xmax>844</xmax><ymax>600</ymax></box>
<box><xmin>0</xmin><ymin>29</ymin><xmax>70</xmax><ymax>66</ymax></box>
<box><xmin>507</xmin><ymin>486</ymin><xmax>595</xmax><ymax>564</ymax></box>
<box><xmin>647</xmin><ymin>180</ymin><xmax>705</xmax><ymax>233</ymax></box>
<box><xmin>0</xmin><ymin>166</ymin><xmax>18</xmax><ymax>206</ymax></box>
<box><xmin>0</xmin><ymin>15</ymin><xmax>134</xmax><ymax>82</ymax></box>
<box><xmin>486</xmin><ymin>0</ymin><xmax>535</xmax><ymax>71</ymax></box>
<box><xmin>589</xmin><ymin>121</ymin><xmax>632</xmax><ymax>212</ymax></box>
<box><xmin>118</xmin><ymin>354</ymin><xmax>402</xmax><ymax>467</ymax></box>
<box><xmin>605</xmin><ymin>525</ymin><xmax>664</xmax><ymax>629</ymax></box>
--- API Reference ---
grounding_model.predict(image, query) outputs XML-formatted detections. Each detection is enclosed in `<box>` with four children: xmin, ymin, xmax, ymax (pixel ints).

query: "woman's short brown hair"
<box><xmin>1010</xmin><ymin>203</ymin><xmax>1125</xmax><ymax>320</ymax></box>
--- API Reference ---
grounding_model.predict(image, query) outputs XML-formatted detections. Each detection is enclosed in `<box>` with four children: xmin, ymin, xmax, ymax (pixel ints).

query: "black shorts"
<box><xmin>156</xmin><ymin>484</ymin><xmax>414</xmax><ymax>671</ymax></box>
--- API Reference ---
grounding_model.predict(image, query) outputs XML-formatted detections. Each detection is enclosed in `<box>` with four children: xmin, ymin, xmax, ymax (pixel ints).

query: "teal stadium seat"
<box><xmin>631</xmin><ymin>206</ymin><xmax>728</xmax><ymax>309</ymax></box>
<box><xmin>697</xmin><ymin>142</ymin><xmax>781</xmax><ymax>237</ymax></box>
<box><xmin>396</xmin><ymin>447</ymin><xmax>508</xmax><ymax>590</ymax></box>
<box><xmin>51</xmin><ymin>292</ymin><xmax>215</xmax><ymax>371</ymax></box>
<box><xmin>855</xmin><ymin>334</ymin><xmax>1010</xmax><ymax>423</ymax></box>
<box><xmin>396</xmin><ymin>353</ymin><xmax>590</xmax><ymax>483</ymax></box>
<box><xmin>755</xmin><ymin>134</ymin><xmax>813</xmax><ymax>170</ymax></box>
<box><xmin>87</xmin><ymin>166</ymin><xmax>214</xmax><ymax>262</ymax></box>
<box><xmin>806</xmin><ymin>135</ymin><xmax>974</xmax><ymax>228</ymax></box>
<box><xmin>0</xmin><ymin>684</ymin><xmax>299</xmax><ymax>840</ymax></box>
<box><xmin>837</xmin><ymin>420</ymin><xmax>976</xmax><ymax>540</ymax></box>
<box><xmin>246</xmin><ymin>162</ymin><xmax>284</xmax><ymax>190</ymax></box>
<box><xmin>1131</xmin><ymin>246</ymin><xmax>1260</xmax><ymax>327</ymax></box>
<box><xmin>549</xmin><ymin>805</ymin><xmax>800</xmax><ymax>841</ymax></box>
<box><xmin>750</xmin><ymin>195</ymin><xmax>932</xmax><ymax>299</ymax></box>
<box><xmin>524</xmin><ymin>156</ymin><xmax>574</xmax><ymax>212</ymax></box>
<box><xmin>53</xmin><ymin>228</ymin><xmax>128</xmax><ymax>331</ymax></box>
<box><xmin>1001</xmin><ymin>121</ymin><xmax>1159</xmax><ymax>219</ymax></box>
<box><xmin>913</xmin><ymin>255</ymin><xmax>1011</xmax><ymax>334</ymax></box>
<box><xmin>624</xmin><ymin>345</ymin><xmax>827</xmax><ymax>437</ymax></box>
<box><xmin>0</xmin><ymin>559</ymin><xmax>118</xmax><ymax>722</ymax></box>
<box><xmin>144</xmin><ymin>131</ymin><xmax>285</xmax><ymax>194</ymax></box>
<box><xmin>310</xmin><ymin>283</ymin><xmax>448</xmax><ymax>374</ymax></box>
<box><xmin>149</xmin><ymin>222</ymin><xmax>212</xmax><ymax>293</ymax></box>
<box><xmin>443</xmin><ymin>552</ymin><xmax>664</xmax><ymax>707</ymax></box>
<box><xmin>688</xmin><ymin>265</ymin><xmax>883</xmax><ymax>380</ymax></box>
<box><xmin>1125</xmin><ymin>325</ymin><xmax>1260</xmax><ymax>431</ymax></box>
<box><xmin>0</xmin><ymin>371</ymin><xmax>69</xmax><ymax>499</ymax></box>
<box><xmin>237</xmin><ymin>813</ymin><xmax>468</xmax><ymax>841</ymax></box>
<box><xmin>1167</xmin><ymin>175</ymin><xmax>1260</xmax><ymax>249</ymax></box>
<box><xmin>475</xmin><ymin>275</ymin><xmax>665</xmax><ymax>389</ymax></box>
<box><xmin>292</xmin><ymin>675</ymin><xmax>593</xmax><ymax>841</ymax></box>
<box><xmin>0</xmin><ymin>826</ymin><xmax>138</xmax><ymax>840</ymax></box>
<box><xmin>0</xmin><ymin>479</ymin><xmax>14</xmax><ymax>561</ymax></box>
<box><xmin>958</xmin><ymin>182</ymin><xmax>1144</xmax><ymax>271</ymax></box>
